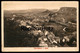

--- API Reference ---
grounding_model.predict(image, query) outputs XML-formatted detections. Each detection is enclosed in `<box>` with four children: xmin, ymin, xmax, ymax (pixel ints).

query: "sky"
<box><xmin>2</xmin><ymin>1</ymin><xmax>78</xmax><ymax>10</ymax></box>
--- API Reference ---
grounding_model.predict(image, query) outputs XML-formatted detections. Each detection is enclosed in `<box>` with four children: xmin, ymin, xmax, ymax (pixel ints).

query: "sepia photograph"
<box><xmin>1</xmin><ymin>1</ymin><xmax>79</xmax><ymax>52</ymax></box>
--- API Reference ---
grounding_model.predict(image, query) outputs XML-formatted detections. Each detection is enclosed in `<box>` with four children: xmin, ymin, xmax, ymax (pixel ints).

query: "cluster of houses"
<box><xmin>7</xmin><ymin>13</ymin><xmax>76</xmax><ymax>47</ymax></box>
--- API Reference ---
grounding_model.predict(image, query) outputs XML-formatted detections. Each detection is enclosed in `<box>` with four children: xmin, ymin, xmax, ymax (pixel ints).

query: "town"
<box><xmin>4</xmin><ymin>7</ymin><xmax>77</xmax><ymax>47</ymax></box>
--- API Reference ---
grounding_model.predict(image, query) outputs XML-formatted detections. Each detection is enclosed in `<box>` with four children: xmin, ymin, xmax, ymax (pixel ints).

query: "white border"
<box><xmin>1</xmin><ymin>1</ymin><xmax>79</xmax><ymax>52</ymax></box>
